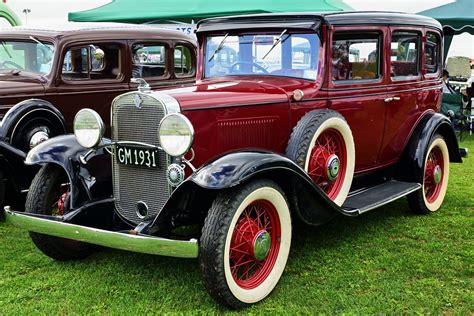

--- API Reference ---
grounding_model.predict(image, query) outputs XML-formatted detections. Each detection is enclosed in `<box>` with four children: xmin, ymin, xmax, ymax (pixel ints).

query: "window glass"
<box><xmin>0</xmin><ymin>17</ymin><xmax>11</xmax><ymax>28</ymax></box>
<box><xmin>62</xmin><ymin>44</ymin><xmax>121</xmax><ymax>81</ymax></box>
<box><xmin>132</xmin><ymin>44</ymin><xmax>167</xmax><ymax>78</ymax></box>
<box><xmin>205</xmin><ymin>32</ymin><xmax>320</xmax><ymax>80</ymax></box>
<box><xmin>391</xmin><ymin>32</ymin><xmax>420</xmax><ymax>78</ymax></box>
<box><xmin>0</xmin><ymin>39</ymin><xmax>54</xmax><ymax>75</ymax></box>
<box><xmin>425</xmin><ymin>32</ymin><xmax>440</xmax><ymax>74</ymax></box>
<box><xmin>174</xmin><ymin>45</ymin><xmax>193</xmax><ymax>77</ymax></box>
<box><xmin>332</xmin><ymin>33</ymin><xmax>380</xmax><ymax>81</ymax></box>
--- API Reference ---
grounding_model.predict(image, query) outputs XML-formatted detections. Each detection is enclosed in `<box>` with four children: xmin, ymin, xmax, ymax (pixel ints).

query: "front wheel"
<box><xmin>407</xmin><ymin>134</ymin><xmax>450</xmax><ymax>214</ymax></box>
<box><xmin>26</xmin><ymin>163</ymin><xmax>95</xmax><ymax>260</ymax></box>
<box><xmin>199</xmin><ymin>180</ymin><xmax>292</xmax><ymax>308</ymax></box>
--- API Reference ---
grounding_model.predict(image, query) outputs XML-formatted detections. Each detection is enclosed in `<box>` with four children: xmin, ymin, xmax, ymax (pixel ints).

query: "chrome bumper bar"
<box><xmin>3</xmin><ymin>207</ymin><xmax>198</xmax><ymax>259</ymax></box>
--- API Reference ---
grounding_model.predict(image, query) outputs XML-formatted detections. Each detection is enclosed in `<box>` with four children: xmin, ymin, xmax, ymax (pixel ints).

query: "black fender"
<box><xmin>0</xmin><ymin>98</ymin><xmax>66</xmax><ymax>143</ymax></box>
<box><xmin>25</xmin><ymin>134</ymin><xmax>112</xmax><ymax>209</ymax></box>
<box><xmin>396</xmin><ymin>112</ymin><xmax>462</xmax><ymax>183</ymax></box>
<box><xmin>152</xmin><ymin>151</ymin><xmax>345</xmax><ymax>231</ymax></box>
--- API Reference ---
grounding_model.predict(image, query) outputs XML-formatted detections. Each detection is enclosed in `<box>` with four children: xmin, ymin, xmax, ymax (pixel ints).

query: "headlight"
<box><xmin>158</xmin><ymin>113</ymin><xmax>194</xmax><ymax>157</ymax></box>
<box><xmin>74</xmin><ymin>109</ymin><xmax>105</xmax><ymax>148</ymax></box>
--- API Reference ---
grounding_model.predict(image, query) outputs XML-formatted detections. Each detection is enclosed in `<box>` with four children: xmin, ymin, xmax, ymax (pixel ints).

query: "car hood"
<box><xmin>0</xmin><ymin>79</ymin><xmax>45</xmax><ymax>97</ymax></box>
<box><xmin>161</xmin><ymin>79</ymin><xmax>290</xmax><ymax>110</ymax></box>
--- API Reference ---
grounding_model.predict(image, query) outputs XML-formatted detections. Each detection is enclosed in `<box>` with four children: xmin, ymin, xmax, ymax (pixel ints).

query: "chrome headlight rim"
<box><xmin>158</xmin><ymin>113</ymin><xmax>194</xmax><ymax>157</ymax></box>
<box><xmin>73</xmin><ymin>108</ymin><xmax>105</xmax><ymax>148</ymax></box>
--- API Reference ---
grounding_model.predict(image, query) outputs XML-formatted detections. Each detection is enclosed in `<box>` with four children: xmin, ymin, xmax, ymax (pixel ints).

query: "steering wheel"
<box><xmin>0</xmin><ymin>60</ymin><xmax>24</xmax><ymax>70</ymax></box>
<box><xmin>229</xmin><ymin>62</ymin><xmax>269</xmax><ymax>74</ymax></box>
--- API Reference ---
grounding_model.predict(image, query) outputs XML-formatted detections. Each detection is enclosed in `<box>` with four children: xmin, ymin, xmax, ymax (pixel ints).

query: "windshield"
<box><xmin>205</xmin><ymin>32</ymin><xmax>320</xmax><ymax>80</ymax></box>
<box><xmin>0</xmin><ymin>40</ymin><xmax>54</xmax><ymax>75</ymax></box>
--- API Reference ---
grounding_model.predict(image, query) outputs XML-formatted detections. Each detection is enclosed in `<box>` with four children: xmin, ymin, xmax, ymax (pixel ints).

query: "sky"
<box><xmin>2</xmin><ymin>0</ymin><xmax>473</xmax><ymax>58</ymax></box>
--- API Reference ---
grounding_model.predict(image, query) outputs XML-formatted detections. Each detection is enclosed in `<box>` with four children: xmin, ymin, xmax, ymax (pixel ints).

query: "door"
<box><xmin>55</xmin><ymin>41</ymin><xmax>129</xmax><ymax>133</ymax></box>
<box><xmin>378</xmin><ymin>27</ymin><xmax>424</xmax><ymax>166</ymax></box>
<box><xmin>327</xmin><ymin>27</ymin><xmax>388</xmax><ymax>172</ymax></box>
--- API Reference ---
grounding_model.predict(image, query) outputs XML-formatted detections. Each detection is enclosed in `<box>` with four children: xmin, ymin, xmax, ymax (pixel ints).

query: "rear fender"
<box><xmin>396</xmin><ymin>112</ymin><xmax>462</xmax><ymax>182</ymax></box>
<box><xmin>25</xmin><ymin>134</ymin><xmax>112</xmax><ymax>208</ymax></box>
<box><xmin>153</xmin><ymin>151</ymin><xmax>344</xmax><ymax>230</ymax></box>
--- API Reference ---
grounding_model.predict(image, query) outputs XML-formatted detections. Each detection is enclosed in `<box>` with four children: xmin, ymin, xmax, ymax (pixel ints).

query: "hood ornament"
<box><xmin>130</xmin><ymin>77</ymin><xmax>151</xmax><ymax>93</ymax></box>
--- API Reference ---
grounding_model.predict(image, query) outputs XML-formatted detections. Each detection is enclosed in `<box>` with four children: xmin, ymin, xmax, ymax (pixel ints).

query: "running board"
<box><xmin>341</xmin><ymin>180</ymin><xmax>421</xmax><ymax>215</ymax></box>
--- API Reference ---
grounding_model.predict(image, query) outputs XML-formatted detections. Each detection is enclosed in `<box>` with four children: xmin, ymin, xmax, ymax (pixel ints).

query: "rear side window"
<box><xmin>391</xmin><ymin>31</ymin><xmax>420</xmax><ymax>78</ymax></box>
<box><xmin>425</xmin><ymin>32</ymin><xmax>440</xmax><ymax>74</ymax></box>
<box><xmin>132</xmin><ymin>44</ymin><xmax>167</xmax><ymax>78</ymax></box>
<box><xmin>332</xmin><ymin>33</ymin><xmax>381</xmax><ymax>81</ymax></box>
<box><xmin>174</xmin><ymin>45</ymin><xmax>194</xmax><ymax>77</ymax></box>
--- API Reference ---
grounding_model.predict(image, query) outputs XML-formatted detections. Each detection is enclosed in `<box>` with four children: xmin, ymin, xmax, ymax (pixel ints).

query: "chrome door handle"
<box><xmin>384</xmin><ymin>97</ymin><xmax>401</xmax><ymax>103</ymax></box>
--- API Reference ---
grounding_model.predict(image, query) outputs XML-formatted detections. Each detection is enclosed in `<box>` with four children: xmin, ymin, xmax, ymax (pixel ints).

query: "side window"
<box><xmin>425</xmin><ymin>32</ymin><xmax>440</xmax><ymax>74</ymax></box>
<box><xmin>174</xmin><ymin>45</ymin><xmax>194</xmax><ymax>77</ymax></box>
<box><xmin>62</xmin><ymin>44</ymin><xmax>122</xmax><ymax>81</ymax></box>
<box><xmin>0</xmin><ymin>17</ymin><xmax>11</xmax><ymax>28</ymax></box>
<box><xmin>391</xmin><ymin>31</ymin><xmax>420</xmax><ymax>78</ymax></box>
<box><xmin>332</xmin><ymin>33</ymin><xmax>381</xmax><ymax>81</ymax></box>
<box><xmin>132</xmin><ymin>44</ymin><xmax>167</xmax><ymax>78</ymax></box>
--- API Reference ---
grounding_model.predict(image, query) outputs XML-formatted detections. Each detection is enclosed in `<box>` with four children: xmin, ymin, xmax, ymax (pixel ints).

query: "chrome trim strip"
<box><xmin>4</xmin><ymin>207</ymin><xmax>198</xmax><ymax>259</ymax></box>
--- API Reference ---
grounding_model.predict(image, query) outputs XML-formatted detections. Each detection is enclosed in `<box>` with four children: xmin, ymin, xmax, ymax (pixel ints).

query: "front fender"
<box><xmin>154</xmin><ymin>151</ymin><xmax>344</xmax><ymax>229</ymax></box>
<box><xmin>26</xmin><ymin>134</ymin><xmax>112</xmax><ymax>208</ymax></box>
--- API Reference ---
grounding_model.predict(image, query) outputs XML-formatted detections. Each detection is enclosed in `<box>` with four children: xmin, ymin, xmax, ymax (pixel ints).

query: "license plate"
<box><xmin>116</xmin><ymin>145</ymin><xmax>159</xmax><ymax>169</ymax></box>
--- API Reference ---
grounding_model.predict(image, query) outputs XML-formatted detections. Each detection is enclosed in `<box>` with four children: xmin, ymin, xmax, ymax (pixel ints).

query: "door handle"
<box><xmin>384</xmin><ymin>96</ymin><xmax>401</xmax><ymax>103</ymax></box>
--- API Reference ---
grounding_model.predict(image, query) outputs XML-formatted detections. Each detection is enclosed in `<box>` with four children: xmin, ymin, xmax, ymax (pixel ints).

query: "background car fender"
<box><xmin>154</xmin><ymin>151</ymin><xmax>346</xmax><ymax>230</ymax></box>
<box><xmin>25</xmin><ymin>135</ymin><xmax>112</xmax><ymax>209</ymax></box>
<box><xmin>396</xmin><ymin>111</ymin><xmax>462</xmax><ymax>183</ymax></box>
<box><xmin>0</xmin><ymin>99</ymin><xmax>66</xmax><ymax>144</ymax></box>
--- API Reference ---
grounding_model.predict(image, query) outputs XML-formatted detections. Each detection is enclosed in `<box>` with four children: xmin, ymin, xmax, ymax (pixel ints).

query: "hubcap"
<box><xmin>433</xmin><ymin>165</ymin><xmax>442</xmax><ymax>184</ymax></box>
<box><xmin>326</xmin><ymin>154</ymin><xmax>340</xmax><ymax>181</ymax></box>
<box><xmin>29</xmin><ymin>131</ymin><xmax>49</xmax><ymax>149</ymax></box>
<box><xmin>253</xmin><ymin>230</ymin><xmax>271</xmax><ymax>261</ymax></box>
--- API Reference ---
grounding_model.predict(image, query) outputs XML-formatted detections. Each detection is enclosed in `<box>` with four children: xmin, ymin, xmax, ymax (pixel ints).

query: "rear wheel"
<box><xmin>26</xmin><ymin>163</ymin><xmax>95</xmax><ymax>260</ymax></box>
<box><xmin>199</xmin><ymin>180</ymin><xmax>291</xmax><ymax>308</ymax></box>
<box><xmin>408</xmin><ymin>134</ymin><xmax>450</xmax><ymax>214</ymax></box>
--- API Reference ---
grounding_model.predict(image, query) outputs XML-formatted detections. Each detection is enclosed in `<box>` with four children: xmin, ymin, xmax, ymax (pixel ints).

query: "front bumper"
<box><xmin>3</xmin><ymin>207</ymin><xmax>198</xmax><ymax>258</ymax></box>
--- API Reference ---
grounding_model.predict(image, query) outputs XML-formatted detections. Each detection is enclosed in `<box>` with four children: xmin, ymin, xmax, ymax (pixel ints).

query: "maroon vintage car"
<box><xmin>3</xmin><ymin>12</ymin><xmax>462</xmax><ymax>308</ymax></box>
<box><xmin>0</xmin><ymin>23</ymin><xmax>196</xmax><ymax>207</ymax></box>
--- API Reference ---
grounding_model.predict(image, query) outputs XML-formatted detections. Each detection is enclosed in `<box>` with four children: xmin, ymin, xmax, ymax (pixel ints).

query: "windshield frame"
<box><xmin>202</xmin><ymin>30</ymin><xmax>321</xmax><ymax>82</ymax></box>
<box><xmin>0</xmin><ymin>37</ymin><xmax>56</xmax><ymax>76</ymax></box>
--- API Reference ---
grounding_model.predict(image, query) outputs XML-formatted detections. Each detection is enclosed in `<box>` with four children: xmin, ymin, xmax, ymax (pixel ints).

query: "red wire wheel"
<box><xmin>229</xmin><ymin>199</ymin><xmax>281</xmax><ymax>289</ymax></box>
<box><xmin>423</xmin><ymin>145</ymin><xmax>444</xmax><ymax>204</ymax></box>
<box><xmin>307</xmin><ymin>128</ymin><xmax>347</xmax><ymax>200</ymax></box>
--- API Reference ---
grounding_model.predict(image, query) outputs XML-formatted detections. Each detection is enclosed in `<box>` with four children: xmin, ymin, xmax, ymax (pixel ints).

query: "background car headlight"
<box><xmin>74</xmin><ymin>109</ymin><xmax>105</xmax><ymax>148</ymax></box>
<box><xmin>159</xmin><ymin>113</ymin><xmax>194</xmax><ymax>157</ymax></box>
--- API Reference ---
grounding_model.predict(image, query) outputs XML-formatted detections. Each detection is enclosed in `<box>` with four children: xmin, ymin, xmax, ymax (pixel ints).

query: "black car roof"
<box><xmin>197</xmin><ymin>11</ymin><xmax>442</xmax><ymax>33</ymax></box>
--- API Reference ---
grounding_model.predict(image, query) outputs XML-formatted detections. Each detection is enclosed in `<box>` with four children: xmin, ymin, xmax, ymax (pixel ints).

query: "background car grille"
<box><xmin>112</xmin><ymin>92</ymin><xmax>170</xmax><ymax>225</ymax></box>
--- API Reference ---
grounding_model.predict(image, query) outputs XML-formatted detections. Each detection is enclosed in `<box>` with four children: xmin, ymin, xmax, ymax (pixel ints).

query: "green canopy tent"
<box><xmin>69</xmin><ymin>0</ymin><xmax>352</xmax><ymax>23</ymax></box>
<box><xmin>418</xmin><ymin>0</ymin><xmax>474</xmax><ymax>60</ymax></box>
<box><xmin>0</xmin><ymin>2</ymin><xmax>21</xmax><ymax>26</ymax></box>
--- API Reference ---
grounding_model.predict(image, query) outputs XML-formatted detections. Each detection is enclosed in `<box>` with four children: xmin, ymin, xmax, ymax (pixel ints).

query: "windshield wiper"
<box><xmin>262</xmin><ymin>29</ymin><xmax>288</xmax><ymax>60</ymax></box>
<box><xmin>1</xmin><ymin>41</ymin><xmax>12</xmax><ymax>59</ymax></box>
<box><xmin>29</xmin><ymin>36</ymin><xmax>54</xmax><ymax>53</ymax></box>
<box><xmin>208</xmin><ymin>33</ymin><xmax>229</xmax><ymax>62</ymax></box>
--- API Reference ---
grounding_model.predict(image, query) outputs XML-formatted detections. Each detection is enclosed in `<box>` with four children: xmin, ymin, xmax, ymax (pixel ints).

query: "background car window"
<box><xmin>425</xmin><ymin>32</ymin><xmax>440</xmax><ymax>74</ymax></box>
<box><xmin>205</xmin><ymin>33</ymin><xmax>320</xmax><ymax>80</ymax></box>
<box><xmin>62</xmin><ymin>44</ymin><xmax>121</xmax><ymax>81</ymax></box>
<box><xmin>174</xmin><ymin>45</ymin><xmax>193</xmax><ymax>77</ymax></box>
<box><xmin>332</xmin><ymin>33</ymin><xmax>380</xmax><ymax>81</ymax></box>
<box><xmin>391</xmin><ymin>32</ymin><xmax>420</xmax><ymax>78</ymax></box>
<box><xmin>132</xmin><ymin>44</ymin><xmax>167</xmax><ymax>78</ymax></box>
<box><xmin>0</xmin><ymin>40</ymin><xmax>54</xmax><ymax>75</ymax></box>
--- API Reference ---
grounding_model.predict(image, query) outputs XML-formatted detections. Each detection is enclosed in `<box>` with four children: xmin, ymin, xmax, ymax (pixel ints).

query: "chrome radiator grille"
<box><xmin>112</xmin><ymin>93</ymin><xmax>170</xmax><ymax>225</ymax></box>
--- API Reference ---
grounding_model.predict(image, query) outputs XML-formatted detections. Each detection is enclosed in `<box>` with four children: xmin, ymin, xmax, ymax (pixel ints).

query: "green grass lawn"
<box><xmin>1</xmin><ymin>136</ymin><xmax>473</xmax><ymax>314</ymax></box>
